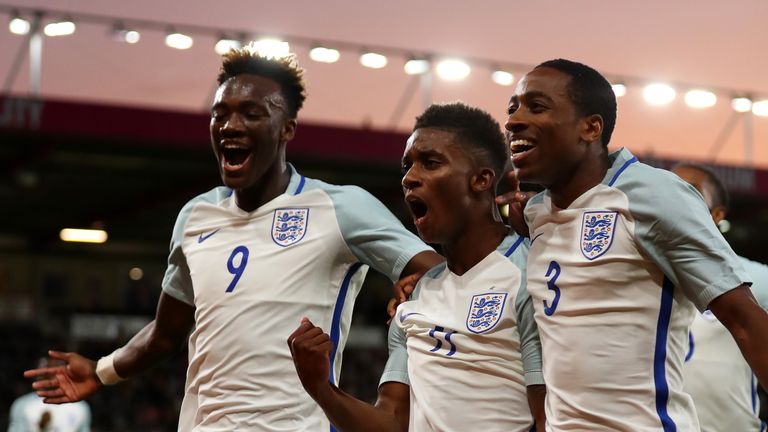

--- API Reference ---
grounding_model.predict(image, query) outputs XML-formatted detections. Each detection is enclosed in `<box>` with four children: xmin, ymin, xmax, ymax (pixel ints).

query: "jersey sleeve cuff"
<box><xmin>391</xmin><ymin>246</ymin><xmax>435</xmax><ymax>281</ymax></box>
<box><xmin>161</xmin><ymin>284</ymin><xmax>195</xmax><ymax>306</ymax></box>
<box><xmin>524</xmin><ymin>370</ymin><xmax>545</xmax><ymax>386</ymax></box>
<box><xmin>379</xmin><ymin>370</ymin><xmax>410</xmax><ymax>387</ymax></box>
<box><xmin>694</xmin><ymin>273</ymin><xmax>752</xmax><ymax>311</ymax></box>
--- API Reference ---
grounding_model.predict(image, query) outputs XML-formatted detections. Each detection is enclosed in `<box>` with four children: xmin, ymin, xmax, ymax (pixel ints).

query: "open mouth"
<box><xmin>406</xmin><ymin>195</ymin><xmax>430</xmax><ymax>229</ymax></box>
<box><xmin>408</xmin><ymin>200</ymin><xmax>428</xmax><ymax>219</ymax></box>
<box><xmin>509</xmin><ymin>139</ymin><xmax>536</xmax><ymax>155</ymax></box>
<box><xmin>221</xmin><ymin>146</ymin><xmax>251</xmax><ymax>168</ymax></box>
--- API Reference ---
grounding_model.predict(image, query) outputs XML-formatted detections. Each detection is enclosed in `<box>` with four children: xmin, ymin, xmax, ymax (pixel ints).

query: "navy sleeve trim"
<box><xmin>608</xmin><ymin>156</ymin><xmax>638</xmax><ymax>186</ymax></box>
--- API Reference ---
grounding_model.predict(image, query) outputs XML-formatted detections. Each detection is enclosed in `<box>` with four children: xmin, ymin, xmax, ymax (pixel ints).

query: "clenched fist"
<box><xmin>287</xmin><ymin>318</ymin><xmax>334</xmax><ymax>400</ymax></box>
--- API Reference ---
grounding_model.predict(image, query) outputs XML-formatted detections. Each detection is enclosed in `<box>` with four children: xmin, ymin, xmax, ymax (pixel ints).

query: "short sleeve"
<box><xmin>161</xmin><ymin>200</ymin><xmax>196</xmax><ymax>306</ymax></box>
<box><xmin>619</xmin><ymin>166</ymin><xmax>750</xmax><ymax>311</ymax></box>
<box><xmin>328</xmin><ymin>186</ymin><xmax>432</xmax><ymax>281</ymax></box>
<box><xmin>515</xmin><ymin>273</ymin><xmax>544</xmax><ymax>386</ymax></box>
<box><xmin>379</xmin><ymin>314</ymin><xmax>410</xmax><ymax>387</ymax></box>
<box><xmin>739</xmin><ymin>256</ymin><xmax>768</xmax><ymax>310</ymax></box>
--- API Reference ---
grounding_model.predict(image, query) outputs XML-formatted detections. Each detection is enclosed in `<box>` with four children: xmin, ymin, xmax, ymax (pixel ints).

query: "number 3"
<box><xmin>543</xmin><ymin>261</ymin><xmax>561</xmax><ymax>316</ymax></box>
<box><xmin>226</xmin><ymin>246</ymin><xmax>249</xmax><ymax>293</ymax></box>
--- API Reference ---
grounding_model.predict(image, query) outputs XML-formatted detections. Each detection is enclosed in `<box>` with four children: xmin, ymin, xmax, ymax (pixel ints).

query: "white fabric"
<box><xmin>162</xmin><ymin>166</ymin><xmax>431</xmax><ymax>431</ymax></box>
<box><xmin>388</xmin><ymin>234</ymin><xmax>538</xmax><ymax>431</ymax></box>
<box><xmin>524</xmin><ymin>148</ymin><xmax>749</xmax><ymax>431</ymax></box>
<box><xmin>95</xmin><ymin>352</ymin><xmax>124</xmax><ymax>385</ymax></box>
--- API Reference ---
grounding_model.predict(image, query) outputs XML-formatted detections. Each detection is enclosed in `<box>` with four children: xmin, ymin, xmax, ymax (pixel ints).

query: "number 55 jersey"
<box><xmin>161</xmin><ymin>164</ymin><xmax>432</xmax><ymax>431</ymax></box>
<box><xmin>382</xmin><ymin>233</ymin><xmax>543</xmax><ymax>431</ymax></box>
<box><xmin>524</xmin><ymin>148</ymin><xmax>750</xmax><ymax>432</ymax></box>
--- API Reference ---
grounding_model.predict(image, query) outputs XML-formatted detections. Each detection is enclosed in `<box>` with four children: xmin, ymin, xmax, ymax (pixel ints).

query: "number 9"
<box><xmin>226</xmin><ymin>245</ymin><xmax>250</xmax><ymax>293</ymax></box>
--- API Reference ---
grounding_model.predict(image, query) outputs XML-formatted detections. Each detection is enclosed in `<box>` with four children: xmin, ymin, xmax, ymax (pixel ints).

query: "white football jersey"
<box><xmin>683</xmin><ymin>256</ymin><xmax>768</xmax><ymax>432</ymax></box>
<box><xmin>524</xmin><ymin>148</ymin><xmax>750</xmax><ymax>431</ymax></box>
<box><xmin>162</xmin><ymin>165</ymin><xmax>432</xmax><ymax>431</ymax></box>
<box><xmin>381</xmin><ymin>233</ymin><xmax>543</xmax><ymax>432</ymax></box>
<box><xmin>8</xmin><ymin>392</ymin><xmax>91</xmax><ymax>432</ymax></box>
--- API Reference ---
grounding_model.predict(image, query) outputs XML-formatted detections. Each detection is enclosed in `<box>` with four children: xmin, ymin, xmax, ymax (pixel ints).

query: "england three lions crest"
<box><xmin>271</xmin><ymin>208</ymin><xmax>309</xmax><ymax>247</ymax></box>
<box><xmin>581</xmin><ymin>211</ymin><xmax>617</xmax><ymax>260</ymax></box>
<box><xmin>466</xmin><ymin>293</ymin><xmax>508</xmax><ymax>334</ymax></box>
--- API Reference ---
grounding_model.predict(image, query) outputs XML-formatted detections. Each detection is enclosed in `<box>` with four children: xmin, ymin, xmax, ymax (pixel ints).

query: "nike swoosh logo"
<box><xmin>198</xmin><ymin>229</ymin><xmax>220</xmax><ymax>243</ymax></box>
<box><xmin>399</xmin><ymin>312</ymin><xmax>422</xmax><ymax>323</ymax></box>
<box><xmin>530</xmin><ymin>232</ymin><xmax>544</xmax><ymax>245</ymax></box>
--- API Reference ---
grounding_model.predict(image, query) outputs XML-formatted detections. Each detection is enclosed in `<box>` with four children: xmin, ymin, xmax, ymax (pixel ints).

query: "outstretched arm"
<box><xmin>710</xmin><ymin>284</ymin><xmax>768</xmax><ymax>387</ymax></box>
<box><xmin>24</xmin><ymin>292</ymin><xmax>194</xmax><ymax>403</ymax></box>
<box><xmin>288</xmin><ymin>318</ymin><xmax>409</xmax><ymax>432</ymax></box>
<box><xmin>111</xmin><ymin>292</ymin><xmax>195</xmax><ymax>377</ymax></box>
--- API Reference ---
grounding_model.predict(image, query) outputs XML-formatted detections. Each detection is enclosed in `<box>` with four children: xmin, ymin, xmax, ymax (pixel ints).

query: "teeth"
<box><xmin>509</xmin><ymin>139</ymin><xmax>534</xmax><ymax>147</ymax></box>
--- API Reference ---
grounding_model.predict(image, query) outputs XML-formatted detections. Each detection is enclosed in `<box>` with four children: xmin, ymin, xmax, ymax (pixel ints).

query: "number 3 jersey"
<box><xmin>524</xmin><ymin>148</ymin><xmax>750</xmax><ymax>431</ymax></box>
<box><xmin>161</xmin><ymin>165</ymin><xmax>432</xmax><ymax>431</ymax></box>
<box><xmin>382</xmin><ymin>234</ymin><xmax>544</xmax><ymax>432</ymax></box>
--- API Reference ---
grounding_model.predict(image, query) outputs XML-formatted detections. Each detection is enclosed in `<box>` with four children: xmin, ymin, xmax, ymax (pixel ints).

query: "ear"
<box><xmin>710</xmin><ymin>205</ymin><xmax>726</xmax><ymax>225</ymax></box>
<box><xmin>281</xmin><ymin>118</ymin><xmax>297</xmax><ymax>143</ymax></box>
<box><xmin>471</xmin><ymin>167</ymin><xmax>496</xmax><ymax>194</ymax></box>
<box><xmin>580</xmin><ymin>114</ymin><xmax>604</xmax><ymax>144</ymax></box>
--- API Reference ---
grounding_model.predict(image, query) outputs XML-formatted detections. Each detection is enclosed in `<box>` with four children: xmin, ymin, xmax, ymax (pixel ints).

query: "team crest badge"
<box><xmin>580</xmin><ymin>211</ymin><xmax>617</xmax><ymax>260</ymax></box>
<box><xmin>466</xmin><ymin>293</ymin><xmax>508</xmax><ymax>334</ymax></box>
<box><xmin>271</xmin><ymin>208</ymin><xmax>309</xmax><ymax>247</ymax></box>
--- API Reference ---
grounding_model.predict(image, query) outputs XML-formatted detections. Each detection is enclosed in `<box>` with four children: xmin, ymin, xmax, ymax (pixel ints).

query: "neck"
<box><xmin>443</xmin><ymin>207</ymin><xmax>508</xmax><ymax>276</ymax></box>
<box><xmin>235</xmin><ymin>159</ymin><xmax>290</xmax><ymax>212</ymax></box>
<box><xmin>549</xmin><ymin>144</ymin><xmax>610</xmax><ymax>209</ymax></box>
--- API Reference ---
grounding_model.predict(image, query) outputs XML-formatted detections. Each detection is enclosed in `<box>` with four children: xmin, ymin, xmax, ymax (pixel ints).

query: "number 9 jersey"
<box><xmin>161</xmin><ymin>164</ymin><xmax>433</xmax><ymax>431</ymax></box>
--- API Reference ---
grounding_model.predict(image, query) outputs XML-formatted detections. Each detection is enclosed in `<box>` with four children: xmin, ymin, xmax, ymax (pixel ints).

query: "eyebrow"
<box><xmin>509</xmin><ymin>90</ymin><xmax>555</xmax><ymax>104</ymax></box>
<box><xmin>414</xmin><ymin>147</ymin><xmax>444</xmax><ymax>157</ymax></box>
<box><xmin>211</xmin><ymin>100</ymin><xmax>269</xmax><ymax>111</ymax></box>
<box><xmin>401</xmin><ymin>147</ymin><xmax>442</xmax><ymax>163</ymax></box>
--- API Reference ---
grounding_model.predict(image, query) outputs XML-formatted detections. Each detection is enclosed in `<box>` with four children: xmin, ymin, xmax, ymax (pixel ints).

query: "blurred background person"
<box><xmin>673</xmin><ymin>162</ymin><xmax>768</xmax><ymax>432</ymax></box>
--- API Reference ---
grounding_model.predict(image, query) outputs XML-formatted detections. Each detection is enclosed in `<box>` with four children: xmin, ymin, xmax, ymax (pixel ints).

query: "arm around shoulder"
<box><xmin>329</xmin><ymin>185</ymin><xmax>438</xmax><ymax>282</ymax></box>
<box><xmin>400</xmin><ymin>250</ymin><xmax>444</xmax><ymax>281</ymax></box>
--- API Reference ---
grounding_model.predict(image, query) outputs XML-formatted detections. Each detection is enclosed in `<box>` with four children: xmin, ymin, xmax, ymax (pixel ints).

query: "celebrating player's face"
<box><xmin>210</xmin><ymin>75</ymin><xmax>292</xmax><ymax>191</ymax></box>
<box><xmin>401</xmin><ymin>128</ymin><xmax>476</xmax><ymax>244</ymax></box>
<box><xmin>505</xmin><ymin>67</ymin><xmax>585</xmax><ymax>188</ymax></box>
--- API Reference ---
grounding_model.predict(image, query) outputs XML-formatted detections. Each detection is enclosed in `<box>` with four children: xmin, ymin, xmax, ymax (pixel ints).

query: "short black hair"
<box><xmin>536</xmin><ymin>59</ymin><xmax>617</xmax><ymax>146</ymax></box>
<box><xmin>414</xmin><ymin>101</ymin><xmax>509</xmax><ymax>185</ymax></box>
<box><xmin>217</xmin><ymin>44</ymin><xmax>307</xmax><ymax>119</ymax></box>
<box><xmin>673</xmin><ymin>162</ymin><xmax>729</xmax><ymax>210</ymax></box>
